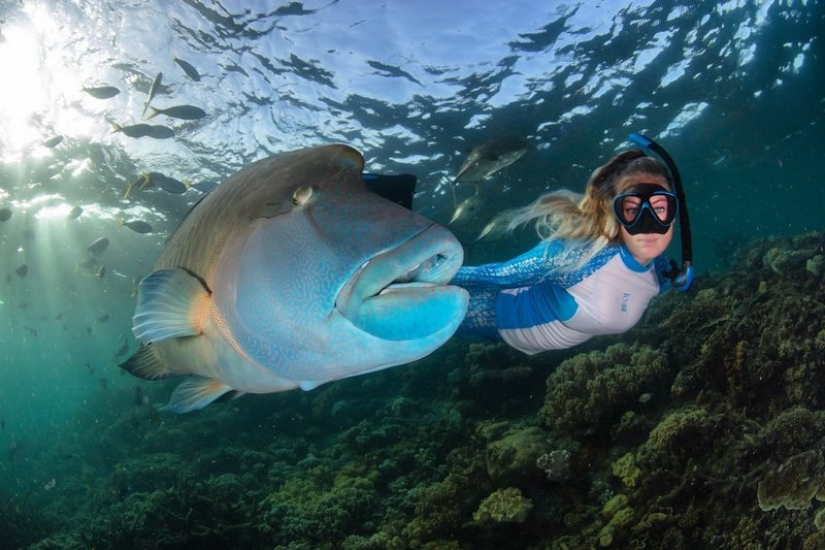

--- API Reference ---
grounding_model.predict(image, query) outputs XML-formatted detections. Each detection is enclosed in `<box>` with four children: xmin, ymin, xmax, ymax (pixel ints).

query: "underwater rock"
<box><xmin>757</xmin><ymin>450</ymin><xmax>825</xmax><ymax>511</ymax></box>
<box><xmin>484</xmin><ymin>426</ymin><xmax>552</xmax><ymax>483</ymax></box>
<box><xmin>472</xmin><ymin>487</ymin><xmax>533</xmax><ymax>524</ymax></box>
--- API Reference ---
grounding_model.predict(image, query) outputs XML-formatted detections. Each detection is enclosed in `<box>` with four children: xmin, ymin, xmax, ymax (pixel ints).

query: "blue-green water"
<box><xmin>0</xmin><ymin>1</ymin><xmax>823</xmax><ymax>548</ymax></box>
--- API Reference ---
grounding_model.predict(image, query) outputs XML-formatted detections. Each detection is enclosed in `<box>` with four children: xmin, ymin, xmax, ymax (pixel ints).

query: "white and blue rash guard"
<box><xmin>452</xmin><ymin>240</ymin><xmax>671</xmax><ymax>354</ymax></box>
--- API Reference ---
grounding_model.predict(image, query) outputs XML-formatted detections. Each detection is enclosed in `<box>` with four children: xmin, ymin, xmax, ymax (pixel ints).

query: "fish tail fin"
<box><xmin>119</xmin><ymin>344</ymin><xmax>179</xmax><ymax>380</ymax></box>
<box><xmin>111</xmin><ymin>123</ymin><xmax>122</xmax><ymax>134</ymax></box>
<box><xmin>146</xmin><ymin>107</ymin><xmax>159</xmax><ymax>120</ymax></box>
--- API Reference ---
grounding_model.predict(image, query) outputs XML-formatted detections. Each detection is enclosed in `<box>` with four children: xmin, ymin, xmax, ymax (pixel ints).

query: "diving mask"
<box><xmin>612</xmin><ymin>183</ymin><xmax>678</xmax><ymax>235</ymax></box>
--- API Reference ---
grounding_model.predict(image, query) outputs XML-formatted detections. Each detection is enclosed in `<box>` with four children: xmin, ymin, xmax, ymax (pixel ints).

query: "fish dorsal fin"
<box><xmin>119</xmin><ymin>344</ymin><xmax>179</xmax><ymax>380</ymax></box>
<box><xmin>162</xmin><ymin>377</ymin><xmax>234</xmax><ymax>413</ymax></box>
<box><xmin>133</xmin><ymin>268</ymin><xmax>212</xmax><ymax>344</ymax></box>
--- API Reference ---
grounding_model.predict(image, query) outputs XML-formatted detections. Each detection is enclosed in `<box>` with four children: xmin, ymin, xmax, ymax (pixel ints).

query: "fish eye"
<box><xmin>292</xmin><ymin>185</ymin><xmax>314</xmax><ymax>206</ymax></box>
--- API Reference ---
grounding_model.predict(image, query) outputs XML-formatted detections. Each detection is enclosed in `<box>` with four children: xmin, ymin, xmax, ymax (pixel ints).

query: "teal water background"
<box><xmin>0</xmin><ymin>0</ymin><xmax>822</xmax><ymax>545</ymax></box>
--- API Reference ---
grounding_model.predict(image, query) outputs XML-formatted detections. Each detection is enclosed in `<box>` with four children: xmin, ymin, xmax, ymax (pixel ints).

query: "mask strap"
<box><xmin>628</xmin><ymin>133</ymin><xmax>694</xmax><ymax>291</ymax></box>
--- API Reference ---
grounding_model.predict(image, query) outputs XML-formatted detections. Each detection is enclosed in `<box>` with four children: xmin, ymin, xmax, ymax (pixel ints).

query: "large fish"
<box><xmin>453</xmin><ymin>137</ymin><xmax>529</xmax><ymax>185</ymax></box>
<box><xmin>120</xmin><ymin>145</ymin><xmax>468</xmax><ymax>413</ymax></box>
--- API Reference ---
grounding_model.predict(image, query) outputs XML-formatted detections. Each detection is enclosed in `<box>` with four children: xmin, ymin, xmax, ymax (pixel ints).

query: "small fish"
<box><xmin>141</xmin><ymin>72</ymin><xmax>163</xmax><ymax>117</ymax></box>
<box><xmin>474</xmin><ymin>216</ymin><xmax>507</xmax><ymax>242</ymax></box>
<box><xmin>115</xmin><ymin>339</ymin><xmax>130</xmax><ymax>357</ymax></box>
<box><xmin>42</xmin><ymin>135</ymin><xmax>63</xmax><ymax>148</ymax></box>
<box><xmin>23</xmin><ymin>324</ymin><xmax>37</xmax><ymax>336</ymax></box>
<box><xmin>15</xmin><ymin>264</ymin><xmax>28</xmax><ymax>277</ymax></box>
<box><xmin>77</xmin><ymin>256</ymin><xmax>100</xmax><ymax>277</ymax></box>
<box><xmin>453</xmin><ymin>137</ymin><xmax>529</xmax><ymax>185</ymax></box>
<box><xmin>112</xmin><ymin>123</ymin><xmax>174</xmax><ymax>139</ymax></box>
<box><xmin>87</xmin><ymin>237</ymin><xmax>110</xmax><ymax>255</ymax></box>
<box><xmin>96</xmin><ymin>265</ymin><xmax>106</xmax><ymax>280</ymax></box>
<box><xmin>174</xmin><ymin>56</ymin><xmax>201</xmax><ymax>81</ymax></box>
<box><xmin>67</xmin><ymin>206</ymin><xmax>83</xmax><ymax>220</ymax></box>
<box><xmin>0</xmin><ymin>208</ymin><xmax>11</xmax><ymax>222</ymax></box>
<box><xmin>82</xmin><ymin>86</ymin><xmax>120</xmax><ymax>99</ymax></box>
<box><xmin>147</xmin><ymin>104</ymin><xmax>206</xmax><ymax>121</ymax></box>
<box><xmin>121</xmin><ymin>220</ymin><xmax>153</xmax><ymax>234</ymax></box>
<box><xmin>448</xmin><ymin>195</ymin><xmax>483</xmax><ymax>226</ymax></box>
<box><xmin>97</xmin><ymin>313</ymin><xmax>111</xmax><ymax>323</ymax></box>
<box><xmin>145</xmin><ymin>172</ymin><xmax>188</xmax><ymax>194</ymax></box>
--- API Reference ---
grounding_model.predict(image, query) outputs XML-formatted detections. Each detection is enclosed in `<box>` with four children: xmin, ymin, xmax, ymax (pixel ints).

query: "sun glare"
<box><xmin>0</xmin><ymin>25</ymin><xmax>43</xmax><ymax>157</ymax></box>
<box><xmin>0</xmin><ymin>5</ymin><xmax>97</xmax><ymax>163</ymax></box>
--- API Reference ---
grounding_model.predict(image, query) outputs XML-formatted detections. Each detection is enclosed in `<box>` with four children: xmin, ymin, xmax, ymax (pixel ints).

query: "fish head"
<box><xmin>211</xmin><ymin>145</ymin><xmax>468</xmax><ymax>387</ymax></box>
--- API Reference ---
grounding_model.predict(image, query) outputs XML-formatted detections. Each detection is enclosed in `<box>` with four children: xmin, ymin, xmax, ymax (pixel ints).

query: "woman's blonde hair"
<box><xmin>501</xmin><ymin>149</ymin><xmax>672</xmax><ymax>269</ymax></box>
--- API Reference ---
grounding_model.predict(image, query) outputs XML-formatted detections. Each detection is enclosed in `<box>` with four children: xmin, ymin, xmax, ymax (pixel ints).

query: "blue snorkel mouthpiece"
<box><xmin>628</xmin><ymin>133</ymin><xmax>694</xmax><ymax>292</ymax></box>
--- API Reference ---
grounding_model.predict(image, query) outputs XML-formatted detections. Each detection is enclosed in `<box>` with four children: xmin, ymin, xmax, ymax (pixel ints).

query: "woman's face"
<box><xmin>615</xmin><ymin>173</ymin><xmax>674</xmax><ymax>265</ymax></box>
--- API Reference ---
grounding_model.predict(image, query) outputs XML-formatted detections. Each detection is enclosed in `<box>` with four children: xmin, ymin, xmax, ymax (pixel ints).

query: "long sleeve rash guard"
<box><xmin>452</xmin><ymin>240</ymin><xmax>670</xmax><ymax>354</ymax></box>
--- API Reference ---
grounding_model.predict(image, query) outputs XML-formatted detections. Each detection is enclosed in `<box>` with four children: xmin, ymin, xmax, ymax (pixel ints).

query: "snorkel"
<box><xmin>629</xmin><ymin>133</ymin><xmax>694</xmax><ymax>291</ymax></box>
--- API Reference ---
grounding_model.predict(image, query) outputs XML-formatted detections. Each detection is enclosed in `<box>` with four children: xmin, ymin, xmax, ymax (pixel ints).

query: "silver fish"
<box><xmin>82</xmin><ymin>86</ymin><xmax>120</xmax><ymax>99</ymax></box>
<box><xmin>453</xmin><ymin>137</ymin><xmax>528</xmax><ymax>185</ymax></box>
<box><xmin>141</xmin><ymin>72</ymin><xmax>163</xmax><ymax>117</ymax></box>
<box><xmin>87</xmin><ymin>237</ymin><xmax>110</xmax><ymax>255</ymax></box>
<box><xmin>112</xmin><ymin>123</ymin><xmax>174</xmax><ymax>139</ymax></box>
<box><xmin>174</xmin><ymin>56</ymin><xmax>201</xmax><ymax>81</ymax></box>
<box><xmin>147</xmin><ymin>105</ymin><xmax>206</xmax><ymax>121</ymax></box>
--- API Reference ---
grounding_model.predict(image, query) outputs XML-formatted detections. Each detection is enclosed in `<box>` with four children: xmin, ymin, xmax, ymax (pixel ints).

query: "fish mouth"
<box><xmin>335</xmin><ymin>224</ymin><xmax>469</xmax><ymax>341</ymax></box>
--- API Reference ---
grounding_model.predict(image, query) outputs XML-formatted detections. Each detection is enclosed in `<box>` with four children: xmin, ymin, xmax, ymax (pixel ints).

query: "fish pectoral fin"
<box><xmin>161</xmin><ymin>377</ymin><xmax>234</xmax><ymax>413</ymax></box>
<box><xmin>119</xmin><ymin>344</ymin><xmax>179</xmax><ymax>380</ymax></box>
<box><xmin>132</xmin><ymin>268</ymin><xmax>212</xmax><ymax>344</ymax></box>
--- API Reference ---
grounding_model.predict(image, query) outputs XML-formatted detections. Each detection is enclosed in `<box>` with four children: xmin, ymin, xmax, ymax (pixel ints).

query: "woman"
<box><xmin>453</xmin><ymin>149</ymin><xmax>681</xmax><ymax>354</ymax></box>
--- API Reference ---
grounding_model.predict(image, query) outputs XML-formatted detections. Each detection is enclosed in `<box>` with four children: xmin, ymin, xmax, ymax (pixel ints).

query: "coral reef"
<box><xmin>538</xmin><ymin>342</ymin><xmax>673</xmax><ymax>438</ymax></box>
<box><xmin>472</xmin><ymin>487</ymin><xmax>533</xmax><ymax>524</ymax></box>
<box><xmin>4</xmin><ymin>231</ymin><xmax>825</xmax><ymax>548</ymax></box>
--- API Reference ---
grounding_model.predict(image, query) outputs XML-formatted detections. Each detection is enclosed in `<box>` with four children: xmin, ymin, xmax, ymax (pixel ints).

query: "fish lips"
<box><xmin>335</xmin><ymin>224</ymin><xmax>468</xmax><ymax>341</ymax></box>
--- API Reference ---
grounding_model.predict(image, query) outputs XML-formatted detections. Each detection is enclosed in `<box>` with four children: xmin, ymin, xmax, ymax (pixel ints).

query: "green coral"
<box><xmin>539</xmin><ymin>343</ymin><xmax>672</xmax><ymax>438</ymax></box>
<box><xmin>484</xmin><ymin>425</ymin><xmax>552</xmax><ymax>483</ymax></box>
<box><xmin>612</xmin><ymin>452</ymin><xmax>642</xmax><ymax>489</ymax></box>
<box><xmin>757</xmin><ymin>450</ymin><xmax>825</xmax><ymax>511</ymax></box>
<box><xmin>646</xmin><ymin>407</ymin><xmax>715</xmax><ymax>454</ymax></box>
<box><xmin>473</xmin><ymin>487</ymin><xmax>533</xmax><ymax>524</ymax></box>
<box><xmin>598</xmin><ymin>495</ymin><xmax>636</xmax><ymax>546</ymax></box>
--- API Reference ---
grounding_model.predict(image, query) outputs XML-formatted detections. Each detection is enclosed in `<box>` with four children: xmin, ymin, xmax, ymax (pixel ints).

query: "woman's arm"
<box><xmin>452</xmin><ymin>240</ymin><xmax>571</xmax><ymax>288</ymax></box>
